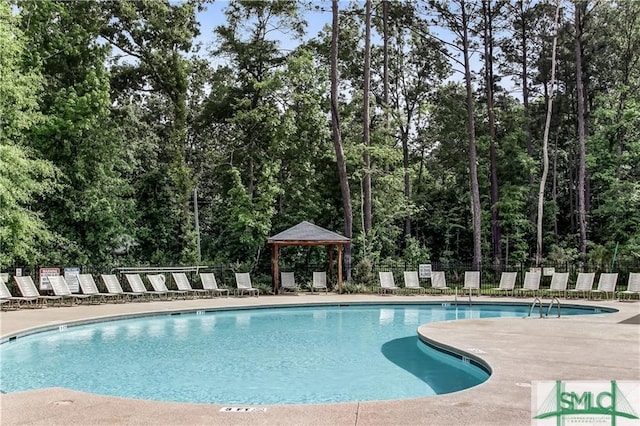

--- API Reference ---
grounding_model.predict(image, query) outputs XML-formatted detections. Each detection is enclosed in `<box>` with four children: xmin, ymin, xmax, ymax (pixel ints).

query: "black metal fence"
<box><xmin>3</xmin><ymin>259</ymin><xmax>639</xmax><ymax>294</ymax></box>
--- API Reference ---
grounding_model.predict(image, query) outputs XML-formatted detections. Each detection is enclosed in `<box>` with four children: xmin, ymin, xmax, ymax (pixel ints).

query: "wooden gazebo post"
<box><xmin>272</xmin><ymin>244</ymin><xmax>280</xmax><ymax>294</ymax></box>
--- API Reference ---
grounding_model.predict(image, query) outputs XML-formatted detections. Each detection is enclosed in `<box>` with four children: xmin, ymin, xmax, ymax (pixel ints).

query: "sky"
<box><xmin>193</xmin><ymin>1</ymin><xmax>487</xmax><ymax>88</ymax></box>
<box><xmin>194</xmin><ymin>1</ymin><xmax>334</xmax><ymax>54</ymax></box>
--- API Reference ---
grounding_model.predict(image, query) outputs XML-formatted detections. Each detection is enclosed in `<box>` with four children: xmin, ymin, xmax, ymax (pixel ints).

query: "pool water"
<box><xmin>0</xmin><ymin>304</ymin><xmax>602</xmax><ymax>404</ymax></box>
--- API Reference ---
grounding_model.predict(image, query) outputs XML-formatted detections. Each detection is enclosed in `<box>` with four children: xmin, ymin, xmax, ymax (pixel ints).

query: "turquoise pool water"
<box><xmin>0</xmin><ymin>303</ymin><xmax>605</xmax><ymax>404</ymax></box>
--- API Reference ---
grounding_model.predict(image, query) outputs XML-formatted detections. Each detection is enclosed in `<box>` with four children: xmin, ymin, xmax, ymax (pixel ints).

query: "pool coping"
<box><xmin>1</xmin><ymin>294</ymin><xmax>639</xmax><ymax>425</ymax></box>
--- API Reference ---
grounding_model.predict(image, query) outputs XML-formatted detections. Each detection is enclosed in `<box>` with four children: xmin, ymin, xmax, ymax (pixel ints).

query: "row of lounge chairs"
<box><xmin>0</xmin><ymin>272</ymin><xmax>261</xmax><ymax>309</ymax></box>
<box><xmin>377</xmin><ymin>270</ymin><xmax>640</xmax><ymax>300</ymax></box>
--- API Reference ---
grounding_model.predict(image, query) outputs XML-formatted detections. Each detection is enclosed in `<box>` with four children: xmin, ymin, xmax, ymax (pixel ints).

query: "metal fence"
<box><xmin>3</xmin><ymin>259</ymin><xmax>639</xmax><ymax>294</ymax></box>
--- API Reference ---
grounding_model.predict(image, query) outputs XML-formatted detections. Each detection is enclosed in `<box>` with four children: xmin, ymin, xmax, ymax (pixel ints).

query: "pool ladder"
<box><xmin>528</xmin><ymin>297</ymin><xmax>561</xmax><ymax>318</ymax></box>
<box><xmin>453</xmin><ymin>287</ymin><xmax>473</xmax><ymax>307</ymax></box>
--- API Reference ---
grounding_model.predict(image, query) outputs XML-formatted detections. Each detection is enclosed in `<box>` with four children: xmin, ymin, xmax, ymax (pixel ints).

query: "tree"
<box><xmin>362</xmin><ymin>0</ymin><xmax>373</xmax><ymax>237</ymax></box>
<box><xmin>574</xmin><ymin>0</ymin><xmax>589</xmax><ymax>258</ymax></box>
<box><xmin>101</xmin><ymin>0</ymin><xmax>203</xmax><ymax>263</ymax></box>
<box><xmin>331</xmin><ymin>0</ymin><xmax>353</xmax><ymax>279</ymax></box>
<box><xmin>536</xmin><ymin>0</ymin><xmax>561</xmax><ymax>266</ymax></box>
<box><xmin>481</xmin><ymin>0</ymin><xmax>502</xmax><ymax>264</ymax></box>
<box><xmin>430</xmin><ymin>0</ymin><xmax>482</xmax><ymax>269</ymax></box>
<box><xmin>0</xmin><ymin>2</ymin><xmax>59</xmax><ymax>268</ymax></box>
<box><xmin>18</xmin><ymin>0</ymin><xmax>134</xmax><ymax>264</ymax></box>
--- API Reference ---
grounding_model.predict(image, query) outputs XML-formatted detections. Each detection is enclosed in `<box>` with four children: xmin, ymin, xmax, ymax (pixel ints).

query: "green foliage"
<box><xmin>402</xmin><ymin>236</ymin><xmax>431</xmax><ymax>265</ymax></box>
<box><xmin>352</xmin><ymin>257</ymin><xmax>376</xmax><ymax>288</ymax></box>
<box><xmin>1</xmin><ymin>0</ymin><xmax>637</xmax><ymax>273</ymax></box>
<box><xmin>0</xmin><ymin>3</ymin><xmax>60</xmax><ymax>268</ymax></box>
<box><xmin>340</xmin><ymin>282</ymin><xmax>368</xmax><ymax>294</ymax></box>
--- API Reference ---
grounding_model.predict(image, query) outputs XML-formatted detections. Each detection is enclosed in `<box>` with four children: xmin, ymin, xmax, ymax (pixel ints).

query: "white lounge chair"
<box><xmin>78</xmin><ymin>274</ymin><xmax>122</xmax><ymax>303</ymax></box>
<box><xmin>14</xmin><ymin>275</ymin><xmax>62</xmax><ymax>306</ymax></box>
<box><xmin>124</xmin><ymin>273</ymin><xmax>171</xmax><ymax>300</ymax></box>
<box><xmin>590</xmin><ymin>273</ymin><xmax>618</xmax><ymax>300</ymax></box>
<box><xmin>311</xmin><ymin>271</ymin><xmax>328</xmax><ymax>294</ymax></box>
<box><xmin>147</xmin><ymin>274</ymin><xmax>189</xmax><ymax>299</ymax></box>
<box><xmin>101</xmin><ymin>274</ymin><xmax>145</xmax><ymax>301</ymax></box>
<box><xmin>378</xmin><ymin>271</ymin><xmax>399</xmax><ymax>295</ymax></box>
<box><xmin>515</xmin><ymin>271</ymin><xmax>541</xmax><ymax>297</ymax></box>
<box><xmin>171</xmin><ymin>272</ymin><xmax>208</xmax><ymax>298</ymax></box>
<box><xmin>619</xmin><ymin>273</ymin><xmax>640</xmax><ymax>301</ymax></box>
<box><xmin>430</xmin><ymin>271</ymin><xmax>451</xmax><ymax>294</ymax></box>
<box><xmin>403</xmin><ymin>271</ymin><xmax>425</xmax><ymax>295</ymax></box>
<box><xmin>541</xmin><ymin>272</ymin><xmax>570</xmax><ymax>298</ymax></box>
<box><xmin>280</xmin><ymin>272</ymin><xmax>298</xmax><ymax>294</ymax></box>
<box><xmin>461</xmin><ymin>271</ymin><xmax>481</xmax><ymax>297</ymax></box>
<box><xmin>48</xmin><ymin>275</ymin><xmax>93</xmax><ymax>305</ymax></box>
<box><xmin>1</xmin><ymin>276</ymin><xmax>39</xmax><ymax>308</ymax></box>
<box><xmin>492</xmin><ymin>272</ymin><xmax>517</xmax><ymax>296</ymax></box>
<box><xmin>234</xmin><ymin>272</ymin><xmax>259</xmax><ymax>297</ymax></box>
<box><xmin>567</xmin><ymin>272</ymin><xmax>595</xmax><ymax>299</ymax></box>
<box><xmin>199</xmin><ymin>273</ymin><xmax>230</xmax><ymax>297</ymax></box>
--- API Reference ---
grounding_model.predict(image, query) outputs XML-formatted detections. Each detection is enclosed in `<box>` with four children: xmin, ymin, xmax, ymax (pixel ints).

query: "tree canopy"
<box><xmin>2</xmin><ymin>0</ymin><xmax>639</xmax><ymax>272</ymax></box>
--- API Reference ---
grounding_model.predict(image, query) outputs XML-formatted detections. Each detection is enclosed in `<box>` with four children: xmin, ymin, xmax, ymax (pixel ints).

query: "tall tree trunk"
<box><xmin>383</xmin><ymin>0</ymin><xmax>389</xmax><ymax>109</ymax></box>
<box><xmin>362</xmin><ymin>0</ymin><xmax>372</xmax><ymax>237</ymax></box>
<box><xmin>575</xmin><ymin>1</ymin><xmax>588</xmax><ymax>257</ymax></box>
<box><xmin>460</xmin><ymin>2</ymin><xmax>482</xmax><ymax>270</ymax></box>
<box><xmin>536</xmin><ymin>0</ymin><xmax>560</xmax><ymax>266</ymax></box>
<box><xmin>519</xmin><ymin>1</ymin><xmax>535</xmax><ymax>225</ymax></box>
<box><xmin>331</xmin><ymin>0</ymin><xmax>352</xmax><ymax>279</ymax></box>
<box><xmin>483</xmin><ymin>0</ymin><xmax>501</xmax><ymax>264</ymax></box>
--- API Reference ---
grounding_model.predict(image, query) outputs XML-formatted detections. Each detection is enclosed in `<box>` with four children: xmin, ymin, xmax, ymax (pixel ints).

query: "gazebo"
<box><xmin>267</xmin><ymin>221</ymin><xmax>351</xmax><ymax>294</ymax></box>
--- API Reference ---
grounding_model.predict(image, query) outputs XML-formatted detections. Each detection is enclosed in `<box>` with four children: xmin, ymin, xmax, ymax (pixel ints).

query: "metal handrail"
<box><xmin>547</xmin><ymin>296</ymin><xmax>561</xmax><ymax>318</ymax></box>
<box><xmin>528</xmin><ymin>297</ymin><xmax>543</xmax><ymax>318</ymax></box>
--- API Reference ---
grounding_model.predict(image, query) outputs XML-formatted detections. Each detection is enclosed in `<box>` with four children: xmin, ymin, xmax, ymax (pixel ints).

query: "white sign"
<box><xmin>39</xmin><ymin>267</ymin><xmax>60</xmax><ymax>291</ymax></box>
<box><xmin>532</xmin><ymin>380</ymin><xmax>639</xmax><ymax>426</ymax></box>
<box><xmin>64</xmin><ymin>267</ymin><xmax>81</xmax><ymax>293</ymax></box>
<box><xmin>543</xmin><ymin>267</ymin><xmax>555</xmax><ymax>276</ymax></box>
<box><xmin>419</xmin><ymin>264</ymin><xmax>432</xmax><ymax>279</ymax></box>
<box><xmin>15</xmin><ymin>268</ymin><xmax>22</xmax><ymax>277</ymax></box>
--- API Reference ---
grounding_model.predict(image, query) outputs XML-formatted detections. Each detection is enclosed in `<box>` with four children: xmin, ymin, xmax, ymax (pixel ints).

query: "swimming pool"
<box><xmin>0</xmin><ymin>303</ymin><xmax>607</xmax><ymax>405</ymax></box>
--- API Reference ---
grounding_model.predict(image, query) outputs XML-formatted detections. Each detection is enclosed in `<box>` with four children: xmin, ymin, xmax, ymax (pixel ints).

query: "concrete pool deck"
<box><xmin>1</xmin><ymin>294</ymin><xmax>638</xmax><ymax>425</ymax></box>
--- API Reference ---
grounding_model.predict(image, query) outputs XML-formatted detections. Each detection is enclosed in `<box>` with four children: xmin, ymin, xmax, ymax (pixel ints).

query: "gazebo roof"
<box><xmin>267</xmin><ymin>221</ymin><xmax>350</xmax><ymax>245</ymax></box>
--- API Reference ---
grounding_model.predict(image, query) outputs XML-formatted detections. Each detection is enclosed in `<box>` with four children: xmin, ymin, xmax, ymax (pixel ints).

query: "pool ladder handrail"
<box><xmin>547</xmin><ymin>296</ymin><xmax>561</xmax><ymax>318</ymax></box>
<box><xmin>453</xmin><ymin>287</ymin><xmax>472</xmax><ymax>307</ymax></box>
<box><xmin>529</xmin><ymin>297</ymin><xmax>544</xmax><ymax>318</ymax></box>
<box><xmin>528</xmin><ymin>297</ymin><xmax>562</xmax><ymax>318</ymax></box>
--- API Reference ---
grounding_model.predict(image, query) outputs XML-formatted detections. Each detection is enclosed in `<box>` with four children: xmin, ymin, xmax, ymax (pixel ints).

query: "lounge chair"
<box><xmin>14</xmin><ymin>275</ymin><xmax>62</xmax><ymax>306</ymax></box>
<box><xmin>378</xmin><ymin>271</ymin><xmax>399</xmax><ymax>295</ymax></box>
<box><xmin>515</xmin><ymin>271</ymin><xmax>541</xmax><ymax>297</ymax></box>
<box><xmin>199</xmin><ymin>273</ymin><xmax>230</xmax><ymax>297</ymax></box>
<box><xmin>101</xmin><ymin>274</ymin><xmax>146</xmax><ymax>301</ymax></box>
<box><xmin>171</xmin><ymin>272</ymin><xmax>208</xmax><ymax>298</ymax></box>
<box><xmin>492</xmin><ymin>272</ymin><xmax>517</xmax><ymax>296</ymax></box>
<box><xmin>567</xmin><ymin>272</ymin><xmax>595</xmax><ymax>299</ymax></box>
<box><xmin>430</xmin><ymin>271</ymin><xmax>451</xmax><ymax>294</ymax></box>
<box><xmin>590</xmin><ymin>273</ymin><xmax>618</xmax><ymax>300</ymax></box>
<box><xmin>619</xmin><ymin>273</ymin><xmax>640</xmax><ymax>301</ymax></box>
<box><xmin>280</xmin><ymin>272</ymin><xmax>299</xmax><ymax>294</ymax></box>
<box><xmin>1</xmin><ymin>276</ymin><xmax>39</xmax><ymax>309</ymax></box>
<box><xmin>77</xmin><ymin>274</ymin><xmax>122</xmax><ymax>303</ymax></box>
<box><xmin>147</xmin><ymin>274</ymin><xmax>189</xmax><ymax>300</ymax></box>
<box><xmin>540</xmin><ymin>272</ymin><xmax>569</xmax><ymax>298</ymax></box>
<box><xmin>311</xmin><ymin>271</ymin><xmax>328</xmax><ymax>294</ymax></box>
<box><xmin>47</xmin><ymin>275</ymin><xmax>93</xmax><ymax>305</ymax></box>
<box><xmin>234</xmin><ymin>272</ymin><xmax>259</xmax><ymax>297</ymax></box>
<box><xmin>461</xmin><ymin>271</ymin><xmax>481</xmax><ymax>297</ymax></box>
<box><xmin>403</xmin><ymin>271</ymin><xmax>425</xmax><ymax>295</ymax></box>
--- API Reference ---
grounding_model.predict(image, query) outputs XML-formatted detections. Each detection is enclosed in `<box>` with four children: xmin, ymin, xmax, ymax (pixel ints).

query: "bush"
<box><xmin>352</xmin><ymin>258</ymin><xmax>376</xmax><ymax>288</ymax></box>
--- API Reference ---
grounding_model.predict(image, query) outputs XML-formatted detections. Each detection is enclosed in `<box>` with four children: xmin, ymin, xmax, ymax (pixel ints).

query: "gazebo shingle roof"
<box><xmin>268</xmin><ymin>221</ymin><xmax>350</xmax><ymax>243</ymax></box>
